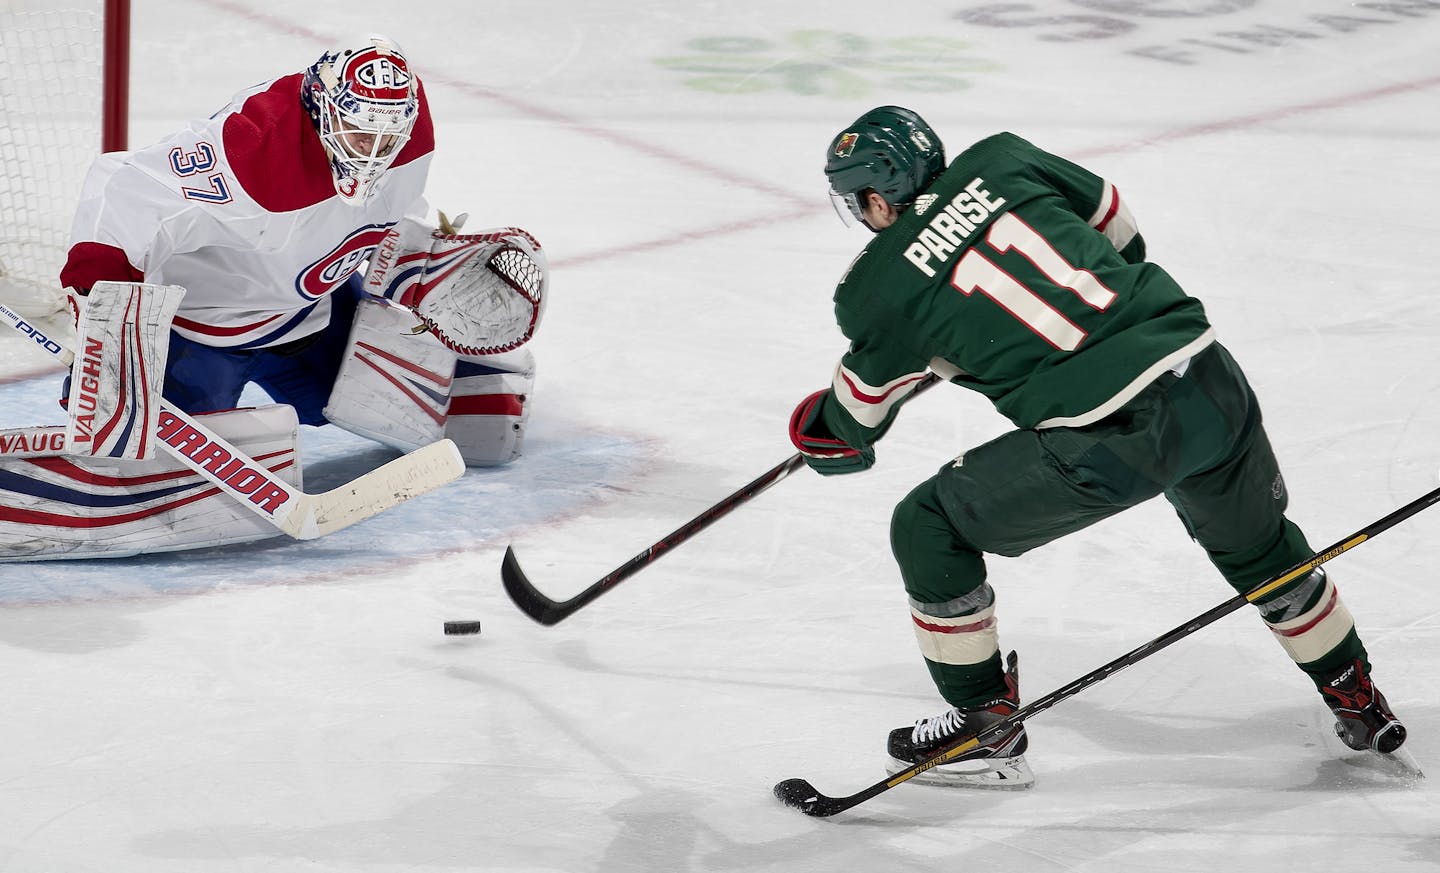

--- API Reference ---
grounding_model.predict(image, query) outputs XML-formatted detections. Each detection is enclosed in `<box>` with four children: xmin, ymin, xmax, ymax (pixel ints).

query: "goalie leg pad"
<box><xmin>0</xmin><ymin>427</ymin><xmax>68</xmax><ymax>458</ymax></box>
<box><xmin>67</xmin><ymin>281</ymin><xmax>186</xmax><ymax>460</ymax></box>
<box><xmin>0</xmin><ymin>405</ymin><xmax>301</xmax><ymax>561</ymax></box>
<box><xmin>323</xmin><ymin>296</ymin><xmax>458</xmax><ymax>453</ymax></box>
<box><xmin>446</xmin><ymin>347</ymin><xmax>534</xmax><ymax>467</ymax></box>
<box><xmin>323</xmin><ymin>297</ymin><xmax>534</xmax><ymax>466</ymax></box>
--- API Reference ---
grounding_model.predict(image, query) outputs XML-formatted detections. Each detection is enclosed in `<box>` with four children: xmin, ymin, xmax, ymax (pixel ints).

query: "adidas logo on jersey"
<box><xmin>913</xmin><ymin>193</ymin><xmax>939</xmax><ymax>216</ymax></box>
<box><xmin>902</xmin><ymin>177</ymin><xmax>1009</xmax><ymax>278</ymax></box>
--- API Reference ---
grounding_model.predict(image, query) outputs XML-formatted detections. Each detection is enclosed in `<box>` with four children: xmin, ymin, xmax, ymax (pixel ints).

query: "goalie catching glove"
<box><xmin>363</xmin><ymin>214</ymin><xmax>547</xmax><ymax>356</ymax></box>
<box><xmin>789</xmin><ymin>389</ymin><xmax>874</xmax><ymax>475</ymax></box>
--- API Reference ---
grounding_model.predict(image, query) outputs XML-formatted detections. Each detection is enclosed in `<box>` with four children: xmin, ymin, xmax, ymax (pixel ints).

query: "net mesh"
<box><xmin>0</xmin><ymin>3</ymin><xmax>104</xmax><ymax>316</ymax></box>
<box><xmin>491</xmin><ymin>247</ymin><xmax>544</xmax><ymax>301</ymax></box>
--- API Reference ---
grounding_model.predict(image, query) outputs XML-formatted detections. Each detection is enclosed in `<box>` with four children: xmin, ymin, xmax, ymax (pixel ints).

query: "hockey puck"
<box><xmin>443</xmin><ymin>620</ymin><xmax>483</xmax><ymax>636</ymax></box>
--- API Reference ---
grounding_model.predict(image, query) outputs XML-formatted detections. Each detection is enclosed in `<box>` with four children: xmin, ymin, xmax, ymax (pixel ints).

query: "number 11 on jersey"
<box><xmin>951</xmin><ymin>212</ymin><xmax>1117</xmax><ymax>351</ymax></box>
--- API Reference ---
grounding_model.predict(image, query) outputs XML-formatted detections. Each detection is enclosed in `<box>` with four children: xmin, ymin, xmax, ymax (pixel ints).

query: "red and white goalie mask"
<box><xmin>302</xmin><ymin>34</ymin><xmax>418</xmax><ymax>204</ymax></box>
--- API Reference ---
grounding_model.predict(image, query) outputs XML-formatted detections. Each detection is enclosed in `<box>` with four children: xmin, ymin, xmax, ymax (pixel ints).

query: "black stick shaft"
<box><xmin>778</xmin><ymin>482</ymin><xmax>1440</xmax><ymax>816</ymax></box>
<box><xmin>502</xmin><ymin>453</ymin><xmax>807</xmax><ymax>623</ymax></box>
<box><xmin>503</xmin><ymin>373</ymin><xmax>942</xmax><ymax>624</ymax></box>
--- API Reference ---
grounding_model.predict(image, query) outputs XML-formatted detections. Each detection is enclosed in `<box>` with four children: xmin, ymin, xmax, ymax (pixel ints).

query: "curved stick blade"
<box><xmin>500</xmin><ymin>546</ymin><xmax>567</xmax><ymax>625</ymax></box>
<box><xmin>773</xmin><ymin>778</ymin><xmax>845</xmax><ymax>817</ymax></box>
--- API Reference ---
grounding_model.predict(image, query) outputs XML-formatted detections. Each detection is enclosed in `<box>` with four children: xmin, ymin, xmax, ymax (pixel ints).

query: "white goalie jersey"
<box><xmin>61</xmin><ymin>72</ymin><xmax>435</xmax><ymax>350</ymax></box>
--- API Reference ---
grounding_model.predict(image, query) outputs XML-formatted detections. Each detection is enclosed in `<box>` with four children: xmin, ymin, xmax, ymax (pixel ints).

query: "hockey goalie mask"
<box><xmin>302</xmin><ymin>35</ymin><xmax>418</xmax><ymax>204</ymax></box>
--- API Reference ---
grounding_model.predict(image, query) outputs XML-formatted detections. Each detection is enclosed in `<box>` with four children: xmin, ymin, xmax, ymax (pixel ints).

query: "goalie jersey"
<box><xmin>61</xmin><ymin>73</ymin><xmax>434</xmax><ymax>349</ymax></box>
<box><xmin>820</xmin><ymin>132</ymin><xmax>1215</xmax><ymax>447</ymax></box>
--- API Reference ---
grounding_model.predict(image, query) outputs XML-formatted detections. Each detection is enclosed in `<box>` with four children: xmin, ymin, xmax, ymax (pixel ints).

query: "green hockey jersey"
<box><xmin>820</xmin><ymin>132</ymin><xmax>1215</xmax><ymax>449</ymax></box>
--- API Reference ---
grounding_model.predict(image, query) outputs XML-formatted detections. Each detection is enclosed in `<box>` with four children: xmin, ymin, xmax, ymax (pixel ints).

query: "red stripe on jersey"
<box><xmin>1094</xmin><ymin>184</ymin><xmax>1121</xmax><ymax>232</ymax></box>
<box><xmin>840</xmin><ymin>371</ymin><xmax>926</xmax><ymax>405</ymax></box>
<box><xmin>172</xmin><ymin>312</ymin><xmax>284</xmax><ymax>337</ymax></box>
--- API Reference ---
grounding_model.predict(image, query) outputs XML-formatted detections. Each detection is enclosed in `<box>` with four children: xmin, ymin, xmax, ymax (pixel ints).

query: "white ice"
<box><xmin>1</xmin><ymin>1</ymin><xmax>1438</xmax><ymax>871</ymax></box>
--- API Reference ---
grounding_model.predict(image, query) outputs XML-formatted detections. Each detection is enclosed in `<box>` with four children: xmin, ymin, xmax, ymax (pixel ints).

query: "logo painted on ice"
<box><xmin>654</xmin><ymin>31</ymin><xmax>1002</xmax><ymax>98</ymax></box>
<box><xmin>295</xmin><ymin>224</ymin><xmax>394</xmax><ymax>300</ymax></box>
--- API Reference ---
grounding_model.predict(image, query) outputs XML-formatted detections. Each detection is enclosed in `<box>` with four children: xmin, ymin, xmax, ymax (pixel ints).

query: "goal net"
<box><xmin>0</xmin><ymin>0</ymin><xmax>127</xmax><ymax>318</ymax></box>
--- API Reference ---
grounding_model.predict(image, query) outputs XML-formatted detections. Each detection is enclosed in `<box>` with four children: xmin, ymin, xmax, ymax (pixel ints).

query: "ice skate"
<box><xmin>1320</xmin><ymin>659</ymin><xmax>1423</xmax><ymax>777</ymax></box>
<box><xmin>886</xmin><ymin>651</ymin><xmax>1035</xmax><ymax>790</ymax></box>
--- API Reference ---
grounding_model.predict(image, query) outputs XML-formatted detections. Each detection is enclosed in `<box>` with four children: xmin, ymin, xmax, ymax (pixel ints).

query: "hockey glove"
<box><xmin>789</xmin><ymin>389</ymin><xmax>874</xmax><ymax>476</ymax></box>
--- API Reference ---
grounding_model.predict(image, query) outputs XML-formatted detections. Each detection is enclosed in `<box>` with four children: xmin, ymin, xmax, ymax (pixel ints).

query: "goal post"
<box><xmin>103</xmin><ymin>0</ymin><xmax>130</xmax><ymax>154</ymax></box>
<box><xmin>0</xmin><ymin>0</ymin><xmax>130</xmax><ymax>318</ymax></box>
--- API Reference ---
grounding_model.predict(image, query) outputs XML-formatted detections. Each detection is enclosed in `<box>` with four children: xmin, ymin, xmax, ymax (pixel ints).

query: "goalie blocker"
<box><xmin>326</xmin><ymin>221</ymin><xmax>546</xmax><ymax>465</ymax></box>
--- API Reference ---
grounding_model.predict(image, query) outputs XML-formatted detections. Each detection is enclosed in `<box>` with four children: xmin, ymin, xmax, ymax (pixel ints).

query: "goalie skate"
<box><xmin>886</xmin><ymin>651</ymin><xmax>1035</xmax><ymax>790</ymax></box>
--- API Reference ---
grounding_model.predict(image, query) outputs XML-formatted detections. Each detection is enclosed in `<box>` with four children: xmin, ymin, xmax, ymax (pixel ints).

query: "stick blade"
<box><xmin>773</xmin><ymin>778</ymin><xmax>846</xmax><ymax>817</ymax></box>
<box><xmin>294</xmin><ymin>439</ymin><xmax>466</xmax><ymax>539</ymax></box>
<box><xmin>501</xmin><ymin>546</ymin><xmax>568</xmax><ymax>625</ymax></box>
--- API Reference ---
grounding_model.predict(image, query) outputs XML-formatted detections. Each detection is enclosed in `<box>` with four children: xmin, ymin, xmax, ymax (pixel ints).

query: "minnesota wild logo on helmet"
<box><xmin>824</xmin><ymin>106</ymin><xmax>946</xmax><ymax>211</ymax></box>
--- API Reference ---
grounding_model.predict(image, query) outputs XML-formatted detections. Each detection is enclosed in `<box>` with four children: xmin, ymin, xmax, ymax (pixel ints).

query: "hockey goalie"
<box><xmin>0</xmin><ymin>35</ymin><xmax>546</xmax><ymax>561</ymax></box>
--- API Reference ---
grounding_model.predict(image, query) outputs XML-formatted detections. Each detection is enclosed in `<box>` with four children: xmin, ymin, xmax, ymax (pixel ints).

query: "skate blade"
<box><xmin>888</xmin><ymin>754</ymin><xmax>1036</xmax><ymax>790</ymax></box>
<box><xmin>1377</xmin><ymin>744</ymin><xmax>1425</xmax><ymax>780</ymax></box>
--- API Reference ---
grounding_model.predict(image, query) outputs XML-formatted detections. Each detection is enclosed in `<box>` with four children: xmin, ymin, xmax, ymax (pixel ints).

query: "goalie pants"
<box><xmin>892</xmin><ymin>342</ymin><xmax>1368</xmax><ymax>707</ymax></box>
<box><xmin>161</xmin><ymin>278</ymin><xmax>363</xmax><ymax>424</ymax></box>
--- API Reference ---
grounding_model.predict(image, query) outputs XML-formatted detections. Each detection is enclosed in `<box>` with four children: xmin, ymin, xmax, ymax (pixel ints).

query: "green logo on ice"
<box><xmin>655</xmin><ymin>30</ymin><xmax>1001</xmax><ymax>98</ymax></box>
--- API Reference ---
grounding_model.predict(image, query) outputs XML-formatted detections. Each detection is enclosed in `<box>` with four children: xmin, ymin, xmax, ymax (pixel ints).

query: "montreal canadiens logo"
<box><xmin>345</xmin><ymin>49</ymin><xmax>411</xmax><ymax>101</ymax></box>
<box><xmin>295</xmin><ymin>224</ymin><xmax>393</xmax><ymax>300</ymax></box>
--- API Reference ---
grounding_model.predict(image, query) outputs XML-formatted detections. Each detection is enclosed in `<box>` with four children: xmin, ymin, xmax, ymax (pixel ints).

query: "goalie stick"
<box><xmin>1</xmin><ymin>300</ymin><xmax>465</xmax><ymax>540</ymax></box>
<box><xmin>774</xmin><ymin>482</ymin><xmax>1440</xmax><ymax>817</ymax></box>
<box><xmin>503</xmin><ymin>372</ymin><xmax>943</xmax><ymax>625</ymax></box>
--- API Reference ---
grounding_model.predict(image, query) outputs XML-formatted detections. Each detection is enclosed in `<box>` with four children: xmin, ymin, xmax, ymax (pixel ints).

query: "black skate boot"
<box><xmin>886</xmin><ymin>651</ymin><xmax>1034</xmax><ymax>789</ymax></box>
<box><xmin>1319</xmin><ymin>659</ymin><xmax>1407</xmax><ymax>755</ymax></box>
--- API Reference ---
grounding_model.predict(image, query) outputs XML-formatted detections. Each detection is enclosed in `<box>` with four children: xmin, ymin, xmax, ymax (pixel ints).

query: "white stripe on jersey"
<box><xmin>1086</xmin><ymin>180</ymin><xmax>1140</xmax><ymax>254</ymax></box>
<box><xmin>831</xmin><ymin>364</ymin><xmax>930</xmax><ymax>428</ymax></box>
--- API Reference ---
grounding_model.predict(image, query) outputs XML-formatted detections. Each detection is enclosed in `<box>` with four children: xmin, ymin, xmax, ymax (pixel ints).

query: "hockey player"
<box><xmin>788</xmin><ymin>106</ymin><xmax>1407</xmax><ymax>789</ymax></box>
<box><xmin>0</xmin><ymin>35</ymin><xmax>546</xmax><ymax>559</ymax></box>
<box><xmin>60</xmin><ymin>34</ymin><xmax>543</xmax><ymax>470</ymax></box>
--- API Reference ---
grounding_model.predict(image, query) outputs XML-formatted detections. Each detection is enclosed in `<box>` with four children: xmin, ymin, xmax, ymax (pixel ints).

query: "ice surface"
<box><xmin>0</xmin><ymin>2</ymin><xmax>1438</xmax><ymax>871</ymax></box>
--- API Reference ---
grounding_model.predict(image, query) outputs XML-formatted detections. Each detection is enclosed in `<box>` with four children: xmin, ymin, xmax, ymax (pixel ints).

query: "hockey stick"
<box><xmin>775</xmin><ymin>482</ymin><xmax>1440</xmax><ymax>817</ymax></box>
<box><xmin>503</xmin><ymin>372</ymin><xmax>943</xmax><ymax>625</ymax></box>
<box><xmin>1</xmin><ymin>302</ymin><xmax>465</xmax><ymax>540</ymax></box>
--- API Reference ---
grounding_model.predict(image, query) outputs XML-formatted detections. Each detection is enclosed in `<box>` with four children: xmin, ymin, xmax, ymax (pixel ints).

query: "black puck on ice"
<box><xmin>444</xmin><ymin>620</ymin><xmax>483</xmax><ymax>636</ymax></box>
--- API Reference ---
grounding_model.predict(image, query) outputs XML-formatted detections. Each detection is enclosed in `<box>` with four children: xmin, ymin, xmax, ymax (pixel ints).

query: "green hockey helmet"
<box><xmin>825</xmin><ymin>106</ymin><xmax>945</xmax><ymax>226</ymax></box>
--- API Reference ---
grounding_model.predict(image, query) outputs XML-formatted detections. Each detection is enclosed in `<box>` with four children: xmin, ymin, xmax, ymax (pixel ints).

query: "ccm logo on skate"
<box><xmin>155</xmin><ymin>412</ymin><xmax>291</xmax><ymax>514</ymax></box>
